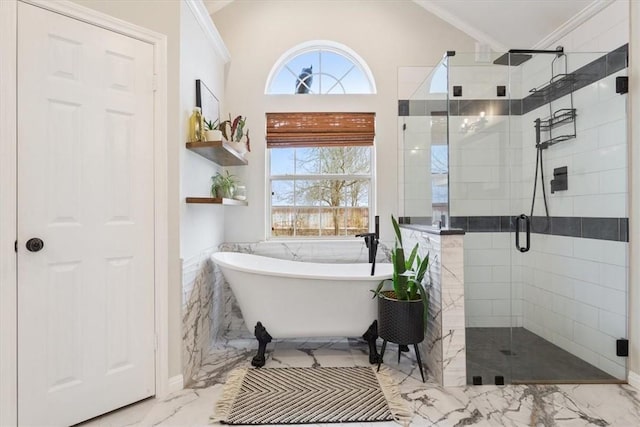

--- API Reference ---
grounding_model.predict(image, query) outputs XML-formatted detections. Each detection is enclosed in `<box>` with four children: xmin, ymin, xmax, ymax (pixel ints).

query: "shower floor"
<box><xmin>466</xmin><ymin>327</ymin><xmax>618</xmax><ymax>384</ymax></box>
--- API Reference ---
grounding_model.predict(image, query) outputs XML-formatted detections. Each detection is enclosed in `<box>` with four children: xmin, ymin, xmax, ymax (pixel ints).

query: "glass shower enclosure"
<box><xmin>400</xmin><ymin>46</ymin><xmax>629</xmax><ymax>384</ymax></box>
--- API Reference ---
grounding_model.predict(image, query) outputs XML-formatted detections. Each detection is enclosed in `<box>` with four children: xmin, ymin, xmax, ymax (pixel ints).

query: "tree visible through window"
<box><xmin>267</xmin><ymin>112</ymin><xmax>375</xmax><ymax>239</ymax></box>
<box><xmin>271</xmin><ymin>147</ymin><xmax>371</xmax><ymax>237</ymax></box>
<box><xmin>266</xmin><ymin>42</ymin><xmax>376</xmax><ymax>239</ymax></box>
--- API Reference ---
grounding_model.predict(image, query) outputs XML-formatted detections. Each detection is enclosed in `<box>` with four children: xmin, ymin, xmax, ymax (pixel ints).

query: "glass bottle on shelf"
<box><xmin>234</xmin><ymin>185</ymin><xmax>247</xmax><ymax>201</ymax></box>
<box><xmin>189</xmin><ymin>107</ymin><xmax>203</xmax><ymax>142</ymax></box>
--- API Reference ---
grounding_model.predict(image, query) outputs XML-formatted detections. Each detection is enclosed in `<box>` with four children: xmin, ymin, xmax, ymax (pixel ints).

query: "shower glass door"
<box><xmin>452</xmin><ymin>48</ymin><xmax>629</xmax><ymax>384</ymax></box>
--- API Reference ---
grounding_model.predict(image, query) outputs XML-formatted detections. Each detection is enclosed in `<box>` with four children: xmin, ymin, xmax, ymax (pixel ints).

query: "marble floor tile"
<box><xmin>79</xmin><ymin>338</ymin><xmax>640</xmax><ymax>427</ymax></box>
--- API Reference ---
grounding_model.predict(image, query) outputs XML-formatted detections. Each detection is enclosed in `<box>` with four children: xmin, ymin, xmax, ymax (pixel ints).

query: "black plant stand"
<box><xmin>378</xmin><ymin>340</ymin><xmax>425</xmax><ymax>382</ymax></box>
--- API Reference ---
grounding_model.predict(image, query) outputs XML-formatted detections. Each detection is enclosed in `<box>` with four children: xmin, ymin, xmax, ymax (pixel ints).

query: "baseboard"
<box><xmin>168</xmin><ymin>375</ymin><xmax>184</xmax><ymax>394</ymax></box>
<box><xmin>628</xmin><ymin>370</ymin><xmax>640</xmax><ymax>391</ymax></box>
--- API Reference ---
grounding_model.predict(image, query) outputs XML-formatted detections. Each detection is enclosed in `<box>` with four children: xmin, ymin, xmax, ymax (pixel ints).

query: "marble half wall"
<box><xmin>219</xmin><ymin>240</ymin><xmax>389</xmax><ymax>264</ymax></box>
<box><xmin>211</xmin><ymin>237</ymin><xmax>466</xmax><ymax>386</ymax></box>
<box><xmin>182</xmin><ymin>248</ymin><xmax>216</xmax><ymax>386</ymax></box>
<box><xmin>401</xmin><ymin>226</ymin><xmax>467</xmax><ymax>387</ymax></box>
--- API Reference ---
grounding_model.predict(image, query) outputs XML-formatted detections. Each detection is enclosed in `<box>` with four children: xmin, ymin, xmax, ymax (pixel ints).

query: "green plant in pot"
<box><xmin>210</xmin><ymin>170</ymin><xmax>237</xmax><ymax>199</ymax></box>
<box><xmin>203</xmin><ymin>117</ymin><xmax>222</xmax><ymax>141</ymax></box>
<box><xmin>373</xmin><ymin>214</ymin><xmax>430</xmax><ymax>382</ymax></box>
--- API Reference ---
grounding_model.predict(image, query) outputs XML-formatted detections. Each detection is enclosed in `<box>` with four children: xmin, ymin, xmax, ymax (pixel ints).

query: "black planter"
<box><xmin>378</xmin><ymin>294</ymin><xmax>425</xmax><ymax>345</ymax></box>
<box><xmin>377</xmin><ymin>293</ymin><xmax>427</xmax><ymax>382</ymax></box>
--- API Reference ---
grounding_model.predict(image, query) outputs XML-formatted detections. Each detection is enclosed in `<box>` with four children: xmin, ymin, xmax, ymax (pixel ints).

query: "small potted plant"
<box><xmin>218</xmin><ymin>114</ymin><xmax>251</xmax><ymax>154</ymax></box>
<box><xmin>210</xmin><ymin>170</ymin><xmax>237</xmax><ymax>199</ymax></box>
<box><xmin>373</xmin><ymin>215</ymin><xmax>430</xmax><ymax>381</ymax></box>
<box><xmin>203</xmin><ymin>118</ymin><xmax>222</xmax><ymax>141</ymax></box>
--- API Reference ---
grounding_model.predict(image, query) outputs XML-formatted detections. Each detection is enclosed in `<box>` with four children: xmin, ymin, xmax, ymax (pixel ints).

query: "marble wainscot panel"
<box><xmin>218</xmin><ymin>239</ymin><xmax>390</xmax><ymax>263</ymax></box>
<box><xmin>401</xmin><ymin>225</ymin><xmax>467</xmax><ymax>387</ymax></box>
<box><xmin>214</xmin><ymin>240</ymin><xmax>391</xmax><ymax>340</ymax></box>
<box><xmin>182</xmin><ymin>249</ymin><xmax>216</xmax><ymax>386</ymax></box>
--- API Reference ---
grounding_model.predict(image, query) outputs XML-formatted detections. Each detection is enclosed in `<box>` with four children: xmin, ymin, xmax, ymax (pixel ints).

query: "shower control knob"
<box><xmin>25</xmin><ymin>238</ymin><xmax>44</xmax><ymax>252</ymax></box>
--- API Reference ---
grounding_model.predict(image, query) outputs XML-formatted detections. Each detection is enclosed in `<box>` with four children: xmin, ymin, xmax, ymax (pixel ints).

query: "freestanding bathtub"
<box><xmin>211</xmin><ymin>252</ymin><xmax>393</xmax><ymax>366</ymax></box>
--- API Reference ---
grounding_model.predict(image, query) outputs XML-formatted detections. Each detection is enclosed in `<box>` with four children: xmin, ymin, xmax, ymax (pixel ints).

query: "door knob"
<box><xmin>26</xmin><ymin>238</ymin><xmax>44</xmax><ymax>252</ymax></box>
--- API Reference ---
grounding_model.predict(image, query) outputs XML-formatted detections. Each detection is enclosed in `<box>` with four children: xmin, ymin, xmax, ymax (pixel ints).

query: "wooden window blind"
<box><xmin>266</xmin><ymin>112</ymin><xmax>375</xmax><ymax>148</ymax></box>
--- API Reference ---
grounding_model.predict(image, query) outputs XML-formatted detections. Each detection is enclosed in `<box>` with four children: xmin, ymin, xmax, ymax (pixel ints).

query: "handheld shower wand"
<box><xmin>356</xmin><ymin>215</ymin><xmax>380</xmax><ymax>276</ymax></box>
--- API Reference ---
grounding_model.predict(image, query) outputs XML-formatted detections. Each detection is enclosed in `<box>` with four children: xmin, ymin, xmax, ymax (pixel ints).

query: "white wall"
<box><xmin>212</xmin><ymin>0</ymin><xmax>476</xmax><ymax>243</ymax></box>
<box><xmin>178</xmin><ymin>1</ymin><xmax>229</xmax><ymax>383</ymax></box>
<box><xmin>180</xmin><ymin>2</ymin><xmax>227</xmax><ymax>261</ymax></box>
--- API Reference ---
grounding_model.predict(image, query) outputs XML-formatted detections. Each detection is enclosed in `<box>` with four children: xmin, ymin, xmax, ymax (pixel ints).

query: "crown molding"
<box><xmin>413</xmin><ymin>0</ymin><xmax>507</xmax><ymax>52</ymax></box>
<box><xmin>203</xmin><ymin>0</ymin><xmax>234</xmax><ymax>15</ymax></box>
<box><xmin>533</xmin><ymin>0</ymin><xmax>616</xmax><ymax>49</ymax></box>
<box><xmin>184</xmin><ymin>0</ymin><xmax>231</xmax><ymax>63</ymax></box>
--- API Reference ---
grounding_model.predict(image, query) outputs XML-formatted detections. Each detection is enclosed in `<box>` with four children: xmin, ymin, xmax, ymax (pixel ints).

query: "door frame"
<box><xmin>0</xmin><ymin>1</ymin><xmax>170</xmax><ymax>425</ymax></box>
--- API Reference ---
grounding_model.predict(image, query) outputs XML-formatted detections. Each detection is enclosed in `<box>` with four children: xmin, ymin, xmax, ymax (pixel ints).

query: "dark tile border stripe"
<box><xmin>444</xmin><ymin>215</ymin><xmax>629</xmax><ymax>242</ymax></box>
<box><xmin>398</xmin><ymin>44</ymin><xmax>628</xmax><ymax>117</ymax></box>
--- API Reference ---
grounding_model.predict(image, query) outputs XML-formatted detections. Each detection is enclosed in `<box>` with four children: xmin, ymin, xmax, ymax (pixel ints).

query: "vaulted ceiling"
<box><xmin>203</xmin><ymin>0</ymin><xmax>605</xmax><ymax>51</ymax></box>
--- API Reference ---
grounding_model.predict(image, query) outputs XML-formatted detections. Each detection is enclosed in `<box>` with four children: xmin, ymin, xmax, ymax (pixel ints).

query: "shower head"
<box><xmin>493</xmin><ymin>52</ymin><xmax>532</xmax><ymax>66</ymax></box>
<box><xmin>493</xmin><ymin>47</ymin><xmax>564</xmax><ymax>66</ymax></box>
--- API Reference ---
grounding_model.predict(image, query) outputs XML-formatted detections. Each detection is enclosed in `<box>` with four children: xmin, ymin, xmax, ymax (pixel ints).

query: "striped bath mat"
<box><xmin>211</xmin><ymin>366</ymin><xmax>410</xmax><ymax>425</ymax></box>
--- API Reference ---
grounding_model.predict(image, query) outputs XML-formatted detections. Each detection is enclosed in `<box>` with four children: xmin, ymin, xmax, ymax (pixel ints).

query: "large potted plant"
<box><xmin>374</xmin><ymin>215</ymin><xmax>430</xmax><ymax>381</ymax></box>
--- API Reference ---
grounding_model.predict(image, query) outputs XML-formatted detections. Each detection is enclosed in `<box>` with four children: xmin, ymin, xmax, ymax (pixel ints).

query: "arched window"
<box><xmin>266</xmin><ymin>41</ymin><xmax>376</xmax><ymax>95</ymax></box>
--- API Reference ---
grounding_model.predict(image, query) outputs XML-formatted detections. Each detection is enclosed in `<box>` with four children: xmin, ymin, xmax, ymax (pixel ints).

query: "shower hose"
<box><xmin>530</xmin><ymin>144</ymin><xmax>550</xmax><ymax>224</ymax></box>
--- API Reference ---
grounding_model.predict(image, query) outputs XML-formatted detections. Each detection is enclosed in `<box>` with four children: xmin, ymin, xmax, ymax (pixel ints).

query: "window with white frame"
<box><xmin>266</xmin><ymin>41</ymin><xmax>376</xmax><ymax>95</ymax></box>
<box><xmin>267</xmin><ymin>113</ymin><xmax>374</xmax><ymax>238</ymax></box>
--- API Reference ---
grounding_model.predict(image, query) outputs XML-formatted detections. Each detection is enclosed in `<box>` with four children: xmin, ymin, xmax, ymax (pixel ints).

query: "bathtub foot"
<box><xmin>251</xmin><ymin>321</ymin><xmax>272</xmax><ymax>368</ymax></box>
<box><xmin>363</xmin><ymin>320</ymin><xmax>382</xmax><ymax>364</ymax></box>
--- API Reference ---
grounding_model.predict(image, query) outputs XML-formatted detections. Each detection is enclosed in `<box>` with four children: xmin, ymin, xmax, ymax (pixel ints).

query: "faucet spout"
<box><xmin>355</xmin><ymin>233</ymin><xmax>377</xmax><ymax>263</ymax></box>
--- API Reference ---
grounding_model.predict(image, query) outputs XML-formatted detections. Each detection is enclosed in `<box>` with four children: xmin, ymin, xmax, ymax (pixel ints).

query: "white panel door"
<box><xmin>17</xmin><ymin>3</ymin><xmax>155</xmax><ymax>426</ymax></box>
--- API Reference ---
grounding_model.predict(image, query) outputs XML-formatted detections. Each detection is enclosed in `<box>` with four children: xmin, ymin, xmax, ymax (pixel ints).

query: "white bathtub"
<box><xmin>212</xmin><ymin>252</ymin><xmax>393</xmax><ymax>339</ymax></box>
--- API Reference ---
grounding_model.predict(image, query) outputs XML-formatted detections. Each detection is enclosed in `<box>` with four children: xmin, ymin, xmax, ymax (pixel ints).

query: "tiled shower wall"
<box><xmin>516</xmin><ymin>51</ymin><xmax>628</xmax><ymax>378</ymax></box>
<box><xmin>447</xmin><ymin>1</ymin><xmax>629</xmax><ymax>379</ymax></box>
<box><xmin>447</xmin><ymin>64</ymin><xmax>519</xmax><ymax>329</ymax></box>
<box><xmin>521</xmin><ymin>234</ymin><xmax>627</xmax><ymax>378</ymax></box>
<box><xmin>399</xmin><ymin>116</ymin><xmax>434</xmax><ymax>218</ymax></box>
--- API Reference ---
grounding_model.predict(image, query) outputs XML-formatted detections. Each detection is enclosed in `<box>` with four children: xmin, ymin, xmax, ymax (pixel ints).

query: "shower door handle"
<box><xmin>515</xmin><ymin>214</ymin><xmax>530</xmax><ymax>253</ymax></box>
